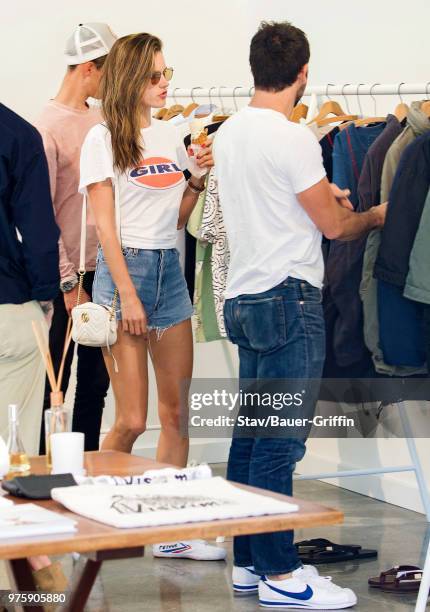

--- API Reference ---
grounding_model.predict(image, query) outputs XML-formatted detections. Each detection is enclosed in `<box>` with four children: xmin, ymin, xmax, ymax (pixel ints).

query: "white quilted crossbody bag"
<box><xmin>71</xmin><ymin>175</ymin><xmax>121</xmax><ymax>368</ymax></box>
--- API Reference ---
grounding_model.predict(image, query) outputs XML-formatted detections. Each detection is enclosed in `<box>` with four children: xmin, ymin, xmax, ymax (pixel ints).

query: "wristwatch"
<box><xmin>60</xmin><ymin>277</ymin><xmax>78</xmax><ymax>293</ymax></box>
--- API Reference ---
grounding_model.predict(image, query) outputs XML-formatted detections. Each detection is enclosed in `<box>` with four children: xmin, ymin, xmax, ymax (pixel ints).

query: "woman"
<box><xmin>80</xmin><ymin>32</ymin><xmax>211</xmax><ymax>460</ymax></box>
<box><xmin>79</xmin><ymin>33</ymin><xmax>225</xmax><ymax>561</ymax></box>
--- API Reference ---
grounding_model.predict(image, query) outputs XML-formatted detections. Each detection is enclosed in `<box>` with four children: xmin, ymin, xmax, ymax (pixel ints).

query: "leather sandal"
<box><xmin>296</xmin><ymin>538</ymin><xmax>377</xmax><ymax>564</ymax></box>
<box><xmin>368</xmin><ymin>566</ymin><xmax>422</xmax><ymax>592</ymax></box>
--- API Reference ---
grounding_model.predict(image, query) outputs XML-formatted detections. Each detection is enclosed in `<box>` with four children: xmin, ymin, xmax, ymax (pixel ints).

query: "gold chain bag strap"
<box><xmin>71</xmin><ymin>173</ymin><xmax>121</xmax><ymax>371</ymax></box>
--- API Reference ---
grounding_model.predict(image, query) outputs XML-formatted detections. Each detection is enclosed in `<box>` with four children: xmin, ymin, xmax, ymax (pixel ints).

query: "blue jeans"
<box><xmin>224</xmin><ymin>276</ymin><xmax>325</xmax><ymax>575</ymax></box>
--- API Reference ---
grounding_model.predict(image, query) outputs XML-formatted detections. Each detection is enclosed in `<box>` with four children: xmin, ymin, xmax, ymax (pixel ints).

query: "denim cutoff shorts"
<box><xmin>93</xmin><ymin>246</ymin><xmax>194</xmax><ymax>335</ymax></box>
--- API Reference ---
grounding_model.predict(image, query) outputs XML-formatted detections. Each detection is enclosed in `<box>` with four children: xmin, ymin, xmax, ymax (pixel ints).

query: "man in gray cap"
<box><xmin>35</xmin><ymin>23</ymin><xmax>117</xmax><ymax>453</ymax></box>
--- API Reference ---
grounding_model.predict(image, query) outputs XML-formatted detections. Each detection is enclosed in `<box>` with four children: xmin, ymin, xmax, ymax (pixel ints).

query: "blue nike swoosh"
<box><xmin>264</xmin><ymin>581</ymin><xmax>313</xmax><ymax>601</ymax></box>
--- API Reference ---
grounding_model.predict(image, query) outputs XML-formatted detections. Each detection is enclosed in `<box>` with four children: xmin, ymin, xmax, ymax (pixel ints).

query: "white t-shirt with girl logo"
<box><xmin>79</xmin><ymin>119</ymin><xmax>190</xmax><ymax>249</ymax></box>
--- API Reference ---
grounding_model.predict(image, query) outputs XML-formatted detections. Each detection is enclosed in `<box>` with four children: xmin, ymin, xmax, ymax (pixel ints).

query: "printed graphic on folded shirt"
<box><xmin>51</xmin><ymin>476</ymin><xmax>298</xmax><ymax>528</ymax></box>
<box><xmin>110</xmin><ymin>493</ymin><xmax>232</xmax><ymax>514</ymax></box>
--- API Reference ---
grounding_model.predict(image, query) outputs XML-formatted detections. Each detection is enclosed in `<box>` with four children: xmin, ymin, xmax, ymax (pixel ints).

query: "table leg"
<box><xmin>64</xmin><ymin>559</ymin><xmax>102</xmax><ymax>612</ymax></box>
<box><xmin>7</xmin><ymin>559</ymin><xmax>39</xmax><ymax>612</ymax></box>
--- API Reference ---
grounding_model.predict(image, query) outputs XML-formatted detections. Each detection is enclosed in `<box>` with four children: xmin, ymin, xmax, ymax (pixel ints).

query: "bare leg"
<box><xmin>101</xmin><ymin>324</ymin><xmax>149</xmax><ymax>452</ymax></box>
<box><xmin>149</xmin><ymin>319</ymin><xmax>193</xmax><ymax>466</ymax></box>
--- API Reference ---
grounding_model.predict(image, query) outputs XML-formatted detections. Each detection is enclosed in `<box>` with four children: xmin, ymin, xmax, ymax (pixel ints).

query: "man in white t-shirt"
<box><xmin>213</xmin><ymin>21</ymin><xmax>386</xmax><ymax>609</ymax></box>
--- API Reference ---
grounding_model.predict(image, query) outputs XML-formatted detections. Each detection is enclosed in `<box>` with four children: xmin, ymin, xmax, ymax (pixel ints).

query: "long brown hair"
<box><xmin>100</xmin><ymin>33</ymin><xmax>162</xmax><ymax>172</ymax></box>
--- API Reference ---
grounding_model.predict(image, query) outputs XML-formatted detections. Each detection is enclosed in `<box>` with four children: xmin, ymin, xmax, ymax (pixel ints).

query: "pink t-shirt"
<box><xmin>35</xmin><ymin>101</ymin><xmax>101</xmax><ymax>281</ymax></box>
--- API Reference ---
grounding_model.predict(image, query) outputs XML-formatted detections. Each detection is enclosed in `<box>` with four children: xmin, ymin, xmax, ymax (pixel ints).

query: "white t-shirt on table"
<box><xmin>213</xmin><ymin>106</ymin><xmax>326</xmax><ymax>299</ymax></box>
<box><xmin>79</xmin><ymin>119</ymin><xmax>190</xmax><ymax>250</ymax></box>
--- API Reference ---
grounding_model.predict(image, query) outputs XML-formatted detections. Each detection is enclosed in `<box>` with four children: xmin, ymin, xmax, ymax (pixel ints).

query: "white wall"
<box><xmin>1</xmin><ymin>0</ymin><xmax>249</xmax><ymax>122</ymax></box>
<box><xmin>4</xmin><ymin>0</ymin><xmax>430</xmax><ymax>513</ymax></box>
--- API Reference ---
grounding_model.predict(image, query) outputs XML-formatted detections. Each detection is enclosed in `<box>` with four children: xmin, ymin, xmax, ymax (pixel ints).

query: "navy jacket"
<box><xmin>378</xmin><ymin>280</ymin><xmax>426</xmax><ymax>367</ymax></box>
<box><xmin>374</xmin><ymin>133</ymin><xmax>430</xmax><ymax>369</ymax></box>
<box><xmin>0</xmin><ymin>103</ymin><xmax>59</xmax><ymax>304</ymax></box>
<box><xmin>375</xmin><ymin>132</ymin><xmax>430</xmax><ymax>287</ymax></box>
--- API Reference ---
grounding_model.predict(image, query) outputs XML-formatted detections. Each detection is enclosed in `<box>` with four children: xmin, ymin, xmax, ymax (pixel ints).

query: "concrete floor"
<box><xmin>61</xmin><ymin>466</ymin><xmax>428</xmax><ymax>612</ymax></box>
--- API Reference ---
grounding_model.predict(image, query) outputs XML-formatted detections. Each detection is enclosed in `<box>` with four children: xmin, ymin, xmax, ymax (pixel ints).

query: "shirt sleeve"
<box><xmin>284</xmin><ymin>126</ymin><xmax>326</xmax><ymax>194</ymax></box>
<box><xmin>38</xmin><ymin>128</ymin><xmax>58</xmax><ymax>201</ymax></box>
<box><xmin>12</xmin><ymin>142</ymin><xmax>60</xmax><ymax>301</ymax></box>
<box><xmin>79</xmin><ymin>125</ymin><xmax>114</xmax><ymax>194</ymax></box>
<box><xmin>38</xmin><ymin>128</ymin><xmax>76</xmax><ymax>282</ymax></box>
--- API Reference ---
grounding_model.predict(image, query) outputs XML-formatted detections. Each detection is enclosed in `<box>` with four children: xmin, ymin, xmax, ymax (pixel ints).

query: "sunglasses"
<box><xmin>150</xmin><ymin>67</ymin><xmax>174</xmax><ymax>85</ymax></box>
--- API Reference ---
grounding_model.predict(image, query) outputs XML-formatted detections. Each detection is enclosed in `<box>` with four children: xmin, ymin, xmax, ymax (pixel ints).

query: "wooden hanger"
<box><xmin>212</xmin><ymin>113</ymin><xmax>231</xmax><ymax>122</ymax></box>
<box><xmin>154</xmin><ymin>108</ymin><xmax>168</xmax><ymax>120</ymax></box>
<box><xmin>354</xmin><ymin>116</ymin><xmax>387</xmax><ymax>127</ymax></box>
<box><xmin>317</xmin><ymin>114</ymin><xmax>358</xmax><ymax>127</ymax></box>
<box><xmin>182</xmin><ymin>102</ymin><xmax>199</xmax><ymax>118</ymax></box>
<box><xmin>421</xmin><ymin>100</ymin><xmax>430</xmax><ymax>117</ymax></box>
<box><xmin>394</xmin><ymin>102</ymin><xmax>409</xmax><ymax>122</ymax></box>
<box><xmin>290</xmin><ymin>103</ymin><xmax>308</xmax><ymax>123</ymax></box>
<box><xmin>162</xmin><ymin>104</ymin><xmax>184</xmax><ymax>121</ymax></box>
<box><xmin>308</xmin><ymin>100</ymin><xmax>347</xmax><ymax>125</ymax></box>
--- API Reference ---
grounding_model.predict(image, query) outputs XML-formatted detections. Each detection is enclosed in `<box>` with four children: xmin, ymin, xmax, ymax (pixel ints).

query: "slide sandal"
<box><xmin>368</xmin><ymin>566</ymin><xmax>422</xmax><ymax>592</ymax></box>
<box><xmin>295</xmin><ymin>538</ymin><xmax>377</xmax><ymax>564</ymax></box>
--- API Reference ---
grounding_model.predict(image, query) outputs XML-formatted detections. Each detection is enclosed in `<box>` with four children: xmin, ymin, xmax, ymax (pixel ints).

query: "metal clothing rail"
<box><xmin>168</xmin><ymin>82</ymin><xmax>430</xmax><ymax>99</ymax></box>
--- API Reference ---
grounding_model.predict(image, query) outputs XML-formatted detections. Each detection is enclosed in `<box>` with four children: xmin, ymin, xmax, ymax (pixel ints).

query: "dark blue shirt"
<box><xmin>0</xmin><ymin>103</ymin><xmax>59</xmax><ymax>304</ymax></box>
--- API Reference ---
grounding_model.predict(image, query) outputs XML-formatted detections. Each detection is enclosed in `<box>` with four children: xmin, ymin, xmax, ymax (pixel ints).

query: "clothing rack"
<box><xmin>168</xmin><ymin>82</ymin><xmax>430</xmax><ymax>101</ymax></box>
<box><xmin>175</xmin><ymin>82</ymin><xmax>430</xmax><ymax>612</ymax></box>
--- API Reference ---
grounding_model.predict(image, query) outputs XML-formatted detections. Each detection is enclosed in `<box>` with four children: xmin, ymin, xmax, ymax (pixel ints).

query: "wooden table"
<box><xmin>0</xmin><ymin>451</ymin><xmax>343</xmax><ymax>611</ymax></box>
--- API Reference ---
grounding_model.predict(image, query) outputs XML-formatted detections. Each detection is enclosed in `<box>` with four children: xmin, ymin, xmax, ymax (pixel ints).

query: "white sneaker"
<box><xmin>259</xmin><ymin>572</ymin><xmax>357</xmax><ymax>609</ymax></box>
<box><xmin>232</xmin><ymin>565</ymin><xmax>318</xmax><ymax>595</ymax></box>
<box><xmin>232</xmin><ymin>566</ymin><xmax>260</xmax><ymax>594</ymax></box>
<box><xmin>152</xmin><ymin>540</ymin><xmax>226</xmax><ymax>561</ymax></box>
<box><xmin>293</xmin><ymin>565</ymin><xmax>319</xmax><ymax>580</ymax></box>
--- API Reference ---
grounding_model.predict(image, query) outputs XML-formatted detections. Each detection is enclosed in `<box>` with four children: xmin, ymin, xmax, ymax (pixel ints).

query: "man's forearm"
<box><xmin>335</xmin><ymin>207</ymin><xmax>383</xmax><ymax>241</ymax></box>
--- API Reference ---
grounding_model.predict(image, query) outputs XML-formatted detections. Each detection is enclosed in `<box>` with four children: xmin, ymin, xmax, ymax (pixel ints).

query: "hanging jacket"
<box><xmin>375</xmin><ymin>135</ymin><xmax>430</xmax><ymax>369</ymax></box>
<box><xmin>324</xmin><ymin>122</ymin><xmax>385</xmax><ymax>369</ymax></box>
<box><xmin>378</xmin><ymin>279</ymin><xmax>426</xmax><ymax>367</ymax></box>
<box><xmin>357</xmin><ymin>115</ymin><xmax>403</xmax><ymax>212</ymax></box>
<box><xmin>424</xmin><ymin>306</ymin><xmax>430</xmax><ymax>373</ymax></box>
<box><xmin>404</xmin><ymin>188</ymin><xmax>430</xmax><ymax>305</ymax></box>
<box><xmin>403</xmin><ymin>187</ymin><xmax>430</xmax><ymax>373</ymax></box>
<box><xmin>378</xmin><ymin>101</ymin><xmax>430</xmax><ymax>199</ymax></box>
<box><xmin>360</xmin><ymin>102</ymin><xmax>430</xmax><ymax>375</ymax></box>
<box><xmin>375</xmin><ymin>132</ymin><xmax>430</xmax><ymax>287</ymax></box>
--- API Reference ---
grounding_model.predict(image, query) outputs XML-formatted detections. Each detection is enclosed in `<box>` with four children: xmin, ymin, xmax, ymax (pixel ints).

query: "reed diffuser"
<box><xmin>32</xmin><ymin>318</ymin><xmax>73</xmax><ymax>469</ymax></box>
